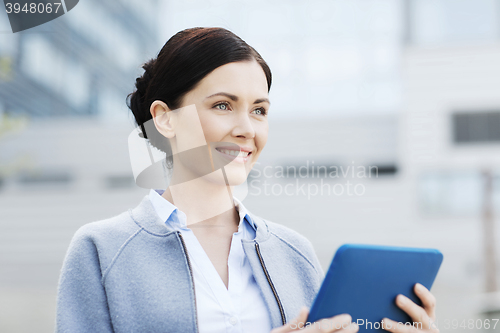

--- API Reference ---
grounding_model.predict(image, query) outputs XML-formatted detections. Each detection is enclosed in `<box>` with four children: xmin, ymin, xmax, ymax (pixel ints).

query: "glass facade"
<box><xmin>0</xmin><ymin>0</ymin><xmax>159</xmax><ymax>118</ymax></box>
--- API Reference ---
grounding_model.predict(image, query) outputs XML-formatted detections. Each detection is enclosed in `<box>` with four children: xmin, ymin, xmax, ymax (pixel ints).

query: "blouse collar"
<box><xmin>148</xmin><ymin>189</ymin><xmax>257</xmax><ymax>232</ymax></box>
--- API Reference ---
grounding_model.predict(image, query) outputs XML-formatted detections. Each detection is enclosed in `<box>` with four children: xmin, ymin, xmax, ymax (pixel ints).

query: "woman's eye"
<box><xmin>252</xmin><ymin>108</ymin><xmax>267</xmax><ymax>116</ymax></box>
<box><xmin>214</xmin><ymin>102</ymin><xmax>229</xmax><ymax>110</ymax></box>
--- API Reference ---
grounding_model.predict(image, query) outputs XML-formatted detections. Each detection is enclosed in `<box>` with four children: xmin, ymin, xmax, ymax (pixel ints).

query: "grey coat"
<box><xmin>55</xmin><ymin>195</ymin><xmax>325</xmax><ymax>332</ymax></box>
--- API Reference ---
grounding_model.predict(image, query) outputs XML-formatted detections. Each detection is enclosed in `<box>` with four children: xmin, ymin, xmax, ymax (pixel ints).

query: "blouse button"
<box><xmin>229</xmin><ymin>316</ymin><xmax>238</xmax><ymax>325</ymax></box>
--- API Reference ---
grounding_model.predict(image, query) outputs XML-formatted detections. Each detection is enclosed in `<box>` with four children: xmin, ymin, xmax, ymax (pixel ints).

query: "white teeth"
<box><xmin>217</xmin><ymin>148</ymin><xmax>249</xmax><ymax>158</ymax></box>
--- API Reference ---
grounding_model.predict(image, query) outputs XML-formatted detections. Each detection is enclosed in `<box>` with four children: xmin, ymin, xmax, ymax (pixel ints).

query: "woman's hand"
<box><xmin>382</xmin><ymin>283</ymin><xmax>439</xmax><ymax>333</ymax></box>
<box><xmin>270</xmin><ymin>307</ymin><xmax>359</xmax><ymax>333</ymax></box>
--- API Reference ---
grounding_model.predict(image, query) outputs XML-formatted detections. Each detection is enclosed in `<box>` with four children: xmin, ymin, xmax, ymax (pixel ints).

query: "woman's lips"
<box><xmin>214</xmin><ymin>147</ymin><xmax>251</xmax><ymax>163</ymax></box>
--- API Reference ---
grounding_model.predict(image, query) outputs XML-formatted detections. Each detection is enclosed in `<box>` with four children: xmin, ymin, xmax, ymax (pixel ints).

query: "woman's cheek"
<box><xmin>200</xmin><ymin>121</ymin><xmax>220</xmax><ymax>143</ymax></box>
<box><xmin>256</xmin><ymin>124</ymin><xmax>269</xmax><ymax>150</ymax></box>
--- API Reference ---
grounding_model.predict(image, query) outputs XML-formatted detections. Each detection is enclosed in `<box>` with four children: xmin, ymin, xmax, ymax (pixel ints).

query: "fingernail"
<box><xmin>397</xmin><ymin>295</ymin><xmax>407</xmax><ymax>305</ymax></box>
<box><xmin>416</xmin><ymin>283</ymin><xmax>424</xmax><ymax>291</ymax></box>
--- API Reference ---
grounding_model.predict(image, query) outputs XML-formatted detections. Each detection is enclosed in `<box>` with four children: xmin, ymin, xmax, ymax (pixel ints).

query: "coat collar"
<box><xmin>128</xmin><ymin>195</ymin><xmax>271</xmax><ymax>242</ymax></box>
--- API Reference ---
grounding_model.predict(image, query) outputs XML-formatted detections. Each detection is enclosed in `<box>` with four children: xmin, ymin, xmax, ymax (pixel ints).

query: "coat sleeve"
<box><xmin>55</xmin><ymin>226</ymin><xmax>114</xmax><ymax>333</ymax></box>
<box><xmin>264</xmin><ymin>218</ymin><xmax>325</xmax><ymax>283</ymax></box>
<box><xmin>302</xmin><ymin>236</ymin><xmax>325</xmax><ymax>281</ymax></box>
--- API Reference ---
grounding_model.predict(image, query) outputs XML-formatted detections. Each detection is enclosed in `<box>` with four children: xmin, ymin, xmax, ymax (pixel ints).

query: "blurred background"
<box><xmin>1</xmin><ymin>0</ymin><xmax>500</xmax><ymax>331</ymax></box>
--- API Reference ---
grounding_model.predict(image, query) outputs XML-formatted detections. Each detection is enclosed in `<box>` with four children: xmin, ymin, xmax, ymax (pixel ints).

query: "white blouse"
<box><xmin>148</xmin><ymin>189</ymin><xmax>273</xmax><ymax>333</ymax></box>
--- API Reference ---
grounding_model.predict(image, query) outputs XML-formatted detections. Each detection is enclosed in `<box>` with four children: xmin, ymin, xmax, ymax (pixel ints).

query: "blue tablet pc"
<box><xmin>306</xmin><ymin>244</ymin><xmax>443</xmax><ymax>331</ymax></box>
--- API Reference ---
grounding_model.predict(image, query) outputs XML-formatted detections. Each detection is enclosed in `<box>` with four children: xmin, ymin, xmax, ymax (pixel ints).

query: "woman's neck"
<box><xmin>161</xmin><ymin>169</ymin><xmax>239</xmax><ymax>230</ymax></box>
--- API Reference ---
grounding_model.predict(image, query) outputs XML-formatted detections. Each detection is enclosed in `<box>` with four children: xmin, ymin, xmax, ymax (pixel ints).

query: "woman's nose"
<box><xmin>232</xmin><ymin>112</ymin><xmax>255</xmax><ymax>139</ymax></box>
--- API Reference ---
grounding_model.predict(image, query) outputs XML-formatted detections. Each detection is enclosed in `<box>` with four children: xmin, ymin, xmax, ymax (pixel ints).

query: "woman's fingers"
<box><xmin>271</xmin><ymin>309</ymin><xmax>359</xmax><ymax>333</ymax></box>
<box><xmin>382</xmin><ymin>285</ymin><xmax>440</xmax><ymax>333</ymax></box>
<box><xmin>271</xmin><ymin>310</ymin><xmax>360</xmax><ymax>333</ymax></box>
<box><xmin>414</xmin><ymin>283</ymin><xmax>437</xmax><ymax>322</ymax></box>
<box><xmin>381</xmin><ymin>318</ymin><xmax>419</xmax><ymax>333</ymax></box>
<box><xmin>314</xmin><ymin>314</ymin><xmax>359</xmax><ymax>332</ymax></box>
<box><xmin>270</xmin><ymin>306</ymin><xmax>309</xmax><ymax>332</ymax></box>
<box><xmin>394</xmin><ymin>294</ymin><xmax>431</xmax><ymax>329</ymax></box>
<box><xmin>289</xmin><ymin>306</ymin><xmax>309</xmax><ymax>330</ymax></box>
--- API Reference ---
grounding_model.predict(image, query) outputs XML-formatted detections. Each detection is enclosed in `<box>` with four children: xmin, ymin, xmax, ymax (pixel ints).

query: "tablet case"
<box><xmin>306</xmin><ymin>244</ymin><xmax>443</xmax><ymax>331</ymax></box>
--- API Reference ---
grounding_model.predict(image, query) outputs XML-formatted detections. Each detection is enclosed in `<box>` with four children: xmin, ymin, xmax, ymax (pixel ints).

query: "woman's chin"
<box><xmin>215</xmin><ymin>172</ymin><xmax>248</xmax><ymax>187</ymax></box>
<box><xmin>194</xmin><ymin>166</ymin><xmax>246</xmax><ymax>187</ymax></box>
<box><xmin>222</xmin><ymin>164</ymin><xmax>249</xmax><ymax>186</ymax></box>
<box><xmin>224</xmin><ymin>175</ymin><xmax>248</xmax><ymax>187</ymax></box>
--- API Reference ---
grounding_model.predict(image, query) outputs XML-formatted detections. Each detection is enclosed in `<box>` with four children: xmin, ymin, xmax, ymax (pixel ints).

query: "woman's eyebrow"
<box><xmin>205</xmin><ymin>92</ymin><xmax>270</xmax><ymax>105</ymax></box>
<box><xmin>254</xmin><ymin>98</ymin><xmax>270</xmax><ymax>105</ymax></box>
<box><xmin>205</xmin><ymin>92</ymin><xmax>238</xmax><ymax>101</ymax></box>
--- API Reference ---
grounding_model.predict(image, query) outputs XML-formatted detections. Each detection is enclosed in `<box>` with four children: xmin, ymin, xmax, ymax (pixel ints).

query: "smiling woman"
<box><xmin>148</xmin><ymin>60</ymin><xmax>270</xmax><ymax>189</ymax></box>
<box><xmin>54</xmin><ymin>27</ymin><xmax>438</xmax><ymax>333</ymax></box>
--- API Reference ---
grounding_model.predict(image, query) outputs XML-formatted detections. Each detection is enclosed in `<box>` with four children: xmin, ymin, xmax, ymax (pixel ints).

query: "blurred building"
<box><xmin>0</xmin><ymin>1</ymin><xmax>161</xmax><ymax>332</ymax></box>
<box><xmin>401</xmin><ymin>0</ymin><xmax>500</xmax><ymax>322</ymax></box>
<box><xmin>0</xmin><ymin>0</ymin><xmax>159</xmax><ymax>117</ymax></box>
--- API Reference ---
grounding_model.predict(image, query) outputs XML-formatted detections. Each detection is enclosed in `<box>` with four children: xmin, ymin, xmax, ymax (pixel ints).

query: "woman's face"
<box><xmin>158</xmin><ymin>60</ymin><xmax>270</xmax><ymax>186</ymax></box>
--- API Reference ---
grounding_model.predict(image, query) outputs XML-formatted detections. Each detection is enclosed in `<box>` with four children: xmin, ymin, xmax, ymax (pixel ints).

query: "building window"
<box><xmin>17</xmin><ymin>169</ymin><xmax>73</xmax><ymax>187</ymax></box>
<box><xmin>452</xmin><ymin>111</ymin><xmax>500</xmax><ymax>144</ymax></box>
<box><xmin>418</xmin><ymin>171</ymin><xmax>486</xmax><ymax>216</ymax></box>
<box><xmin>104</xmin><ymin>175</ymin><xmax>135</xmax><ymax>189</ymax></box>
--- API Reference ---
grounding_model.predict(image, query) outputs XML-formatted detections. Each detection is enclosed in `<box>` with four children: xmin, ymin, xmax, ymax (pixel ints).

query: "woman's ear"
<box><xmin>150</xmin><ymin>100</ymin><xmax>175</xmax><ymax>138</ymax></box>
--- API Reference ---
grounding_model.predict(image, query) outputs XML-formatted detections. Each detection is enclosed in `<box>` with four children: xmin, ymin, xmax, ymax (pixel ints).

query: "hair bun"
<box><xmin>127</xmin><ymin>58</ymin><xmax>156</xmax><ymax>140</ymax></box>
<box><xmin>135</xmin><ymin>59</ymin><xmax>156</xmax><ymax>98</ymax></box>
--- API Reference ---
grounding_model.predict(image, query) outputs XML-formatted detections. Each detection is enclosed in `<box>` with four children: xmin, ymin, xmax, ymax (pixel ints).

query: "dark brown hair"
<box><xmin>126</xmin><ymin>27</ymin><xmax>272</xmax><ymax>167</ymax></box>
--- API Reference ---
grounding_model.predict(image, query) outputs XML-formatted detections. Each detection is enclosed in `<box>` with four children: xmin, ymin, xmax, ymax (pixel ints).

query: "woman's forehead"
<box><xmin>196</xmin><ymin>61</ymin><xmax>269</xmax><ymax>97</ymax></box>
